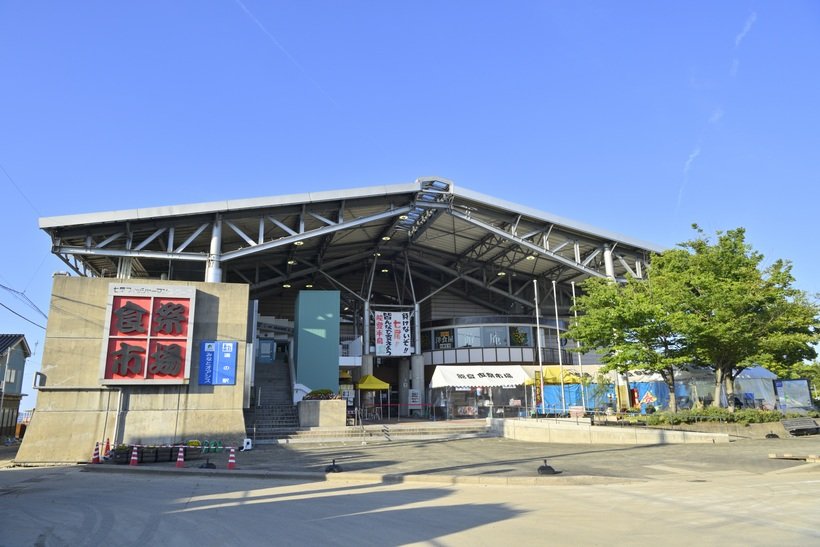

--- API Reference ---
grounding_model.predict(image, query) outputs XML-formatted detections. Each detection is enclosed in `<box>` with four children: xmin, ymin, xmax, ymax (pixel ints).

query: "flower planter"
<box><xmin>112</xmin><ymin>449</ymin><xmax>131</xmax><ymax>465</ymax></box>
<box><xmin>156</xmin><ymin>447</ymin><xmax>173</xmax><ymax>462</ymax></box>
<box><xmin>142</xmin><ymin>447</ymin><xmax>158</xmax><ymax>463</ymax></box>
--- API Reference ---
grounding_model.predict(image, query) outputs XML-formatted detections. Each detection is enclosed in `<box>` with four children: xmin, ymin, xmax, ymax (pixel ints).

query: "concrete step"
<box><xmin>247</xmin><ymin>423</ymin><xmax>495</xmax><ymax>443</ymax></box>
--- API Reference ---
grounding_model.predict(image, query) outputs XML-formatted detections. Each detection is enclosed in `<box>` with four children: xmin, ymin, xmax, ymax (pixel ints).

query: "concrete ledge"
<box><xmin>490</xmin><ymin>418</ymin><xmax>730</xmax><ymax>444</ymax></box>
<box><xmin>297</xmin><ymin>399</ymin><xmax>346</xmax><ymax>427</ymax></box>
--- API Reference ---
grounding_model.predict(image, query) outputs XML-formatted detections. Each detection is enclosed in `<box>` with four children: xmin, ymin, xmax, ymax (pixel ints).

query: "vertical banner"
<box><xmin>374</xmin><ymin>311</ymin><xmax>412</xmax><ymax>356</ymax></box>
<box><xmin>534</xmin><ymin>370</ymin><xmax>542</xmax><ymax>406</ymax></box>
<box><xmin>199</xmin><ymin>341</ymin><xmax>238</xmax><ymax>385</ymax></box>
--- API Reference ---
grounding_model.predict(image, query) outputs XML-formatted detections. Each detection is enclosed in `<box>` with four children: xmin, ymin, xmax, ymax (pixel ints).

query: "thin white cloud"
<box><xmin>233</xmin><ymin>0</ymin><xmax>337</xmax><ymax>106</ymax></box>
<box><xmin>677</xmin><ymin>145</ymin><xmax>701</xmax><ymax>211</ymax></box>
<box><xmin>683</xmin><ymin>146</ymin><xmax>701</xmax><ymax>176</ymax></box>
<box><xmin>730</xmin><ymin>58</ymin><xmax>740</xmax><ymax>77</ymax></box>
<box><xmin>735</xmin><ymin>12</ymin><xmax>757</xmax><ymax>48</ymax></box>
<box><xmin>709</xmin><ymin>108</ymin><xmax>724</xmax><ymax>125</ymax></box>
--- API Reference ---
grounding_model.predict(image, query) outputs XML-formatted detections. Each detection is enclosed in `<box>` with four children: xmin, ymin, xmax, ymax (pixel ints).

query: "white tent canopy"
<box><xmin>431</xmin><ymin>365</ymin><xmax>530</xmax><ymax>389</ymax></box>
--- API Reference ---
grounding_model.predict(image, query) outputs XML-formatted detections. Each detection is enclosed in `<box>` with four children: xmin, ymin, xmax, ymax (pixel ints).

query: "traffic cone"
<box><xmin>175</xmin><ymin>446</ymin><xmax>185</xmax><ymax>468</ymax></box>
<box><xmin>103</xmin><ymin>438</ymin><xmax>111</xmax><ymax>458</ymax></box>
<box><xmin>129</xmin><ymin>446</ymin><xmax>139</xmax><ymax>466</ymax></box>
<box><xmin>91</xmin><ymin>442</ymin><xmax>101</xmax><ymax>464</ymax></box>
<box><xmin>227</xmin><ymin>447</ymin><xmax>236</xmax><ymax>470</ymax></box>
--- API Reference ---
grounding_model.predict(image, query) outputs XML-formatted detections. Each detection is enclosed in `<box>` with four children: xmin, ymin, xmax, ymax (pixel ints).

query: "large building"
<box><xmin>17</xmin><ymin>178</ymin><xmax>662</xmax><ymax>463</ymax></box>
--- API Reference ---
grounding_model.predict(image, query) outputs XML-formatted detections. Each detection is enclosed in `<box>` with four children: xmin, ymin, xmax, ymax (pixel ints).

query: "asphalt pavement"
<box><xmin>5</xmin><ymin>430</ymin><xmax>817</xmax><ymax>486</ymax></box>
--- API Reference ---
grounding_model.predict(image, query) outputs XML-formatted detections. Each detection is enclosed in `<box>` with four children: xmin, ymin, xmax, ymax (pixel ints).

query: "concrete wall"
<box><xmin>16</xmin><ymin>277</ymin><xmax>249</xmax><ymax>464</ymax></box>
<box><xmin>297</xmin><ymin>399</ymin><xmax>346</xmax><ymax>427</ymax></box>
<box><xmin>489</xmin><ymin>418</ymin><xmax>730</xmax><ymax>444</ymax></box>
<box><xmin>294</xmin><ymin>290</ymin><xmax>340</xmax><ymax>393</ymax></box>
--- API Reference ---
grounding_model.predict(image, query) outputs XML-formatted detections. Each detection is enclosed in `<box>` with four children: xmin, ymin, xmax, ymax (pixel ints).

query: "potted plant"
<box><xmin>112</xmin><ymin>444</ymin><xmax>132</xmax><ymax>464</ymax></box>
<box><xmin>184</xmin><ymin>440</ymin><xmax>202</xmax><ymax>460</ymax></box>
<box><xmin>156</xmin><ymin>445</ymin><xmax>173</xmax><ymax>462</ymax></box>
<box><xmin>142</xmin><ymin>445</ymin><xmax>158</xmax><ymax>463</ymax></box>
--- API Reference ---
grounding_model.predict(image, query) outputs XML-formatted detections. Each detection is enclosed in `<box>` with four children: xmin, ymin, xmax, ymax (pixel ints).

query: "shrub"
<box><xmin>645</xmin><ymin>408</ymin><xmax>788</xmax><ymax>426</ymax></box>
<box><xmin>303</xmin><ymin>389</ymin><xmax>340</xmax><ymax>400</ymax></box>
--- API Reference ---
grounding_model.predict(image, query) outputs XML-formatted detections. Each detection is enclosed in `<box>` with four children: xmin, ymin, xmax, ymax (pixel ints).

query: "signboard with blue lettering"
<box><xmin>199</xmin><ymin>341</ymin><xmax>237</xmax><ymax>385</ymax></box>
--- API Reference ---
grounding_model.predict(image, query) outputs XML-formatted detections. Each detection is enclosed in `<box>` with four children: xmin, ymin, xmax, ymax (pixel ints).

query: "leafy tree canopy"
<box><xmin>567</xmin><ymin>226</ymin><xmax>820</xmax><ymax>409</ymax></box>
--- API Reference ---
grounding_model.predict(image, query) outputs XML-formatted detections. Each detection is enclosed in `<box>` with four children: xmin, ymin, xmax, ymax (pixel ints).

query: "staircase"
<box><xmin>245</xmin><ymin>358</ymin><xmax>299</xmax><ymax>441</ymax></box>
<box><xmin>266</xmin><ymin>419</ymin><xmax>496</xmax><ymax>444</ymax></box>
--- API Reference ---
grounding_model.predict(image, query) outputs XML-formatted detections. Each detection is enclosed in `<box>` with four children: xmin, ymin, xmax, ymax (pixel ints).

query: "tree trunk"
<box><xmin>725</xmin><ymin>374</ymin><xmax>736</xmax><ymax>412</ymax></box>
<box><xmin>662</xmin><ymin>368</ymin><xmax>677</xmax><ymax>413</ymax></box>
<box><xmin>713</xmin><ymin>368</ymin><xmax>724</xmax><ymax>408</ymax></box>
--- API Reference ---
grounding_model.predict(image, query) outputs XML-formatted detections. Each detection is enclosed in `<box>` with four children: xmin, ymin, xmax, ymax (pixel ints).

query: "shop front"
<box><xmin>430</xmin><ymin>365</ymin><xmax>530</xmax><ymax>420</ymax></box>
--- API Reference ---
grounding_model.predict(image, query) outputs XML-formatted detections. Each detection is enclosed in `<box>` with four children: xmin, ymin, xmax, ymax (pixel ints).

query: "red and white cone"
<box><xmin>175</xmin><ymin>446</ymin><xmax>185</xmax><ymax>468</ymax></box>
<box><xmin>227</xmin><ymin>447</ymin><xmax>236</xmax><ymax>470</ymax></box>
<box><xmin>129</xmin><ymin>446</ymin><xmax>139</xmax><ymax>466</ymax></box>
<box><xmin>91</xmin><ymin>442</ymin><xmax>101</xmax><ymax>464</ymax></box>
<box><xmin>103</xmin><ymin>438</ymin><xmax>111</xmax><ymax>458</ymax></box>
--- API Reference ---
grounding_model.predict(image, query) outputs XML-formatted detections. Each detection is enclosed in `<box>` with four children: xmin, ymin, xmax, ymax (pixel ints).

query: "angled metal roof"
<box><xmin>39</xmin><ymin>177</ymin><xmax>663</xmax><ymax>315</ymax></box>
<box><xmin>0</xmin><ymin>334</ymin><xmax>31</xmax><ymax>358</ymax></box>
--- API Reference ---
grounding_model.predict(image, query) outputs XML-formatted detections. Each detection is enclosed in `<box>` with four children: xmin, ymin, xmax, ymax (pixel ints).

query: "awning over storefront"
<box><xmin>431</xmin><ymin>365</ymin><xmax>529</xmax><ymax>388</ymax></box>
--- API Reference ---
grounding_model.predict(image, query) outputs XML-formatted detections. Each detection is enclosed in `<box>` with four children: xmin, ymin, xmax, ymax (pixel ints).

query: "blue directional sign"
<box><xmin>199</xmin><ymin>341</ymin><xmax>237</xmax><ymax>385</ymax></box>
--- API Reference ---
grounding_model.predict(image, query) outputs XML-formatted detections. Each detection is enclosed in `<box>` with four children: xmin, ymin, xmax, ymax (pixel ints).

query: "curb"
<box><xmin>80</xmin><ymin>463</ymin><xmax>639</xmax><ymax>486</ymax></box>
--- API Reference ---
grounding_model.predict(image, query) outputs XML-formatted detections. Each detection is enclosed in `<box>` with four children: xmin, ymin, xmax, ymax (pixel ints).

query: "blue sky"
<box><xmin>2</xmin><ymin>2</ymin><xmax>819</xmax><ymax>406</ymax></box>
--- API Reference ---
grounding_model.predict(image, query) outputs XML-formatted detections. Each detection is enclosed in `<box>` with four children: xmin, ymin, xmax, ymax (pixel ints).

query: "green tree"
<box><xmin>568</xmin><ymin>226</ymin><xmax>820</xmax><ymax>410</ymax></box>
<box><xmin>665</xmin><ymin>227</ymin><xmax>818</xmax><ymax>407</ymax></box>
<box><xmin>566</xmin><ymin>270</ymin><xmax>691</xmax><ymax>412</ymax></box>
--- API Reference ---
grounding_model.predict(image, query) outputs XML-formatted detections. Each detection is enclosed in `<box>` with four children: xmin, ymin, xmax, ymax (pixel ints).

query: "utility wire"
<box><xmin>0</xmin><ymin>283</ymin><xmax>48</xmax><ymax>319</ymax></box>
<box><xmin>0</xmin><ymin>162</ymin><xmax>40</xmax><ymax>216</ymax></box>
<box><xmin>0</xmin><ymin>302</ymin><xmax>46</xmax><ymax>330</ymax></box>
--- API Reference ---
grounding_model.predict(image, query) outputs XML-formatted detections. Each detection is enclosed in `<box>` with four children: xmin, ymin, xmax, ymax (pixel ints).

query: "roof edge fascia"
<box><xmin>452</xmin><ymin>186</ymin><xmax>666</xmax><ymax>254</ymax></box>
<box><xmin>38</xmin><ymin>181</ymin><xmax>422</xmax><ymax>230</ymax></box>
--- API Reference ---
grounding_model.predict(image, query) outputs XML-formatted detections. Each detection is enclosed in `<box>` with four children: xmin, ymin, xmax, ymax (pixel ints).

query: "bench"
<box><xmin>781</xmin><ymin>417</ymin><xmax>820</xmax><ymax>436</ymax></box>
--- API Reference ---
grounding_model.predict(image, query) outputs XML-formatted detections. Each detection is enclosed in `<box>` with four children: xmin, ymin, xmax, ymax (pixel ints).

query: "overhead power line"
<box><xmin>0</xmin><ymin>302</ymin><xmax>46</xmax><ymax>330</ymax></box>
<box><xmin>0</xmin><ymin>283</ymin><xmax>48</xmax><ymax>319</ymax></box>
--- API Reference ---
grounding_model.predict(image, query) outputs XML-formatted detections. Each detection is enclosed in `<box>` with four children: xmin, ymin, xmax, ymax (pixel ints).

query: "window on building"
<box><xmin>434</xmin><ymin>329</ymin><xmax>454</xmax><ymax>349</ymax></box>
<box><xmin>482</xmin><ymin>326</ymin><xmax>509</xmax><ymax>347</ymax></box>
<box><xmin>456</xmin><ymin>327</ymin><xmax>481</xmax><ymax>348</ymax></box>
<box><xmin>421</xmin><ymin>330</ymin><xmax>432</xmax><ymax>351</ymax></box>
<box><xmin>509</xmin><ymin>326</ymin><xmax>532</xmax><ymax>346</ymax></box>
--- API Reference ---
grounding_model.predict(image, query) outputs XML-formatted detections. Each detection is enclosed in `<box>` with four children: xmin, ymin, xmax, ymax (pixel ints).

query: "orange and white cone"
<box><xmin>175</xmin><ymin>446</ymin><xmax>185</xmax><ymax>468</ymax></box>
<box><xmin>227</xmin><ymin>447</ymin><xmax>236</xmax><ymax>470</ymax></box>
<box><xmin>129</xmin><ymin>446</ymin><xmax>139</xmax><ymax>466</ymax></box>
<box><xmin>103</xmin><ymin>438</ymin><xmax>111</xmax><ymax>458</ymax></box>
<box><xmin>91</xmin><ymin>442</ymin><xmax>101</xmax><ymax>464</ymax></box>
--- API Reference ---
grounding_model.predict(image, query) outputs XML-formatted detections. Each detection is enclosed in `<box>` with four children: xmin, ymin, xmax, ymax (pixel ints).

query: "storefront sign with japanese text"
<box><xmin>99</xmin><ymin>284</ymin><xmax>196</xmax><ymax>385</ymax></box>
<box><xmin>199</xmin><ymin>341</ymin><xmax>237</xmax><ymax>385</ymax></box>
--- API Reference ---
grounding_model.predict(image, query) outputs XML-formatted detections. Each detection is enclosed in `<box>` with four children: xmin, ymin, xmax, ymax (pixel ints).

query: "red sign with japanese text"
<box><xmin>100</xmin><ymin>285</ymin><xmax>196</xmax><ymax>385</ymax></box>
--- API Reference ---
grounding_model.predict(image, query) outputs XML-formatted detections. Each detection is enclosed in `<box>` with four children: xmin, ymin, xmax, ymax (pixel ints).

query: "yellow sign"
<box><xmin>640</xmin><ymin>391</ymin><xmax>657</xmax><ymax>404</ymax></box>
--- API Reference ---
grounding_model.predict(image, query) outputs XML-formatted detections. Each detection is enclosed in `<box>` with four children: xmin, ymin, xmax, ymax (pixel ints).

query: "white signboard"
<box><xmin>374</xmin><ymin>311</ymin><xmax>412</xmax><ymax>356</ymax></box>
<box><xmin>408</xmin><ymin>389</ymin><xmax>421</xmax><ymax>411</ymax></box>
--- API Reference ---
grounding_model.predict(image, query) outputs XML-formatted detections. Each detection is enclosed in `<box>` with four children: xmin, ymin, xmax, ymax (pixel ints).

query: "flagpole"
<box><xmin>571</xmin><ymin>281</ymin><xmax>587</xmax><ymax>411</ymax></box>
<box><xmin>553</xmin><ymin>280</ymin><xmax>566</xmax><ymax>414</ymax></box>
<box><xmin>534</xmin><ymin>280</ymin><xmax>544</xmax><ymax>416</ymax></box>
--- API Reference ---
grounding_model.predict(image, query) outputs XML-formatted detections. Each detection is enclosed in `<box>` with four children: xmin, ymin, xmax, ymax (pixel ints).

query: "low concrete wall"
<box><xmin>490</xmin><ymin>418</ymin><xmax>730</xmax><ymax>444</ymax></box>
<box><xmin>298</xmin><ymin>399</ymin><xmax>346</xmax><ymax>427</ymax></box>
